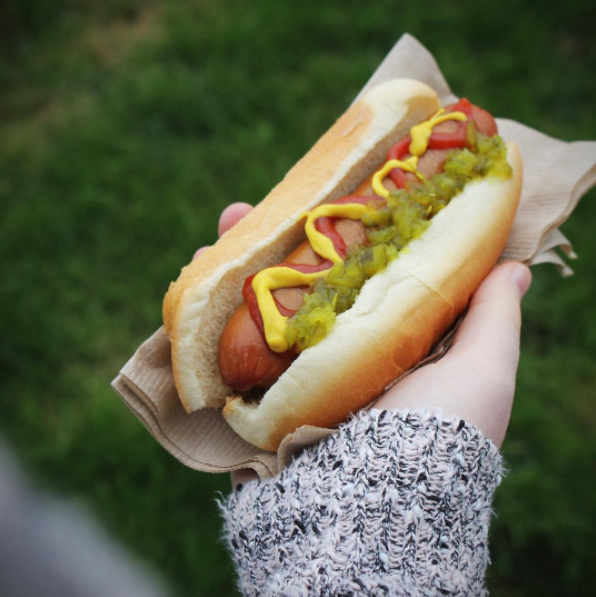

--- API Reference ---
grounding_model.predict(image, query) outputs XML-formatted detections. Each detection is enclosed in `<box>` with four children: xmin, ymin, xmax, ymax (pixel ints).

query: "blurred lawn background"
<box><xmin>1</xmin><ymin>0</ymin><xmax>595</xmax><ymax>595</ymax></box>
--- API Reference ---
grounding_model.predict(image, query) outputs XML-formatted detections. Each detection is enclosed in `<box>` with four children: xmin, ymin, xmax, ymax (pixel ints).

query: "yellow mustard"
<box><xmin>372</xmin><ymin>157</ymin><xmax>422</xmax><ymax>198</ymax></box>
<box><xmin>371</xmin><ymin>109</ymin><xmax>468</xmax><ymax>202</ymax></box>
<box><xmin>300</xmin><ymin>203</ymin><xmax>370</xmax><ymax>264</ymax></box>
<box><xmin>251</xmin><ymin>266</ymin><xmax>329</xmax><ymax>352</ymax></box>
<box><xmin>253</xmin><ymin>106</ymin><xmax>469</xmax><ymax>352</ymax></box>
<box><xmin>409</xmin><ymin>109</ymin><xmax>468</xmax><ymax>156</ymax></box>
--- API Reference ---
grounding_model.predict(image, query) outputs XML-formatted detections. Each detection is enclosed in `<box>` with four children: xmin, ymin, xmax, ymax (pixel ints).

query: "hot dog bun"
<box><xmin>223</xmin><ymin>146</ymin><xmax>522</xmax><ymax>450</ymax></box>
<box><xmin>164</xmin><ymin>79</ymin><xmax>442</xmax><ymax>411</ymax></box>
<box><xmin>163</xmin><ymin>79</ymin><xmax>522</xmax><ymax>451</ymax></box>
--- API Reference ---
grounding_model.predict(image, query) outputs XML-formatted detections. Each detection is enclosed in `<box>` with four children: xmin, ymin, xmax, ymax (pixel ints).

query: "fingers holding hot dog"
<box><xmin>218</xmin><ymin>202</ymin><xmax>253</xmax><ymax>237</ymax></box>
<box><xmin>194</xmin><ymin>202</ymin><xmax>254</xmax><ymax>260</ymax></box>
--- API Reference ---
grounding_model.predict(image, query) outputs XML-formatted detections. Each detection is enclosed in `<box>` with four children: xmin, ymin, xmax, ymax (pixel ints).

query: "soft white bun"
<box><xmin>223</xmin><ymin>145</ymin><xmax>522</xmax><ymax>450</ymax></box>
<box><xmin>164</xmin><ymin>79</ymin><xmax>523</xmax><ymax>451</ymax></box>
<box><xmin>164</xmin><ymin>79</ymin><xmax>442</xmax><ymax>412</ymax></box>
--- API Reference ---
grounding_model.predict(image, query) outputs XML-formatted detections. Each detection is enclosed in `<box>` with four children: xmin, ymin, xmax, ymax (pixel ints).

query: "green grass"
<box><xmin>1</xmin><ymin>0</ymin><xmax>595</xmax><ymax>595</ymax></box>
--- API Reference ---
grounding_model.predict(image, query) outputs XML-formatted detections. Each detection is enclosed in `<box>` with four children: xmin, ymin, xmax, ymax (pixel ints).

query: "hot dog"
<box><xmin>218</xmin><ymin>102</ymin><xmax>499</xmax><ymax>392</ymax></box>
<box><xmin>163</xmin><ymin>79</ymin><xmax>522</xmax><ymax>451</ymax></box>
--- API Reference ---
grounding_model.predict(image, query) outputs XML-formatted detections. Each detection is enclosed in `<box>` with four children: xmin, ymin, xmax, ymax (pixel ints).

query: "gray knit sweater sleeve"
<box><xmin>221</xmin><ymin>409</ymin><xmax>503</xmax><ymax>596</ymax></box>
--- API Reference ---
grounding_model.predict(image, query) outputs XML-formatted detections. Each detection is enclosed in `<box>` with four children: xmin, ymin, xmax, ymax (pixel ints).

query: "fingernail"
<box><xmin>193</xmin><ymin>246</ymin><xmax>210</xmax><ymax>260</ymax></box>
<box><xmin>510</xmin><ymin>263</ymin><xmax>532</xmax><ymax>298</ymax></box>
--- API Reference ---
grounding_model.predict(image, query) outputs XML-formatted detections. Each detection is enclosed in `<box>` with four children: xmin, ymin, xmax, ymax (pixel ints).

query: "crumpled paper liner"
<box><xmin>112</xmin><ymin>33</ymin><xmax>596</xmax><ymax>479</ymax></box>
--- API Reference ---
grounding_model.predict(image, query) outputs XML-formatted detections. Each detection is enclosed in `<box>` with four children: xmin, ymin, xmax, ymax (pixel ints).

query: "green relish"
<box><xmin>284</xmin><ymin>132</ymin><xmax>511</xmax><ymax>352</ymax></box>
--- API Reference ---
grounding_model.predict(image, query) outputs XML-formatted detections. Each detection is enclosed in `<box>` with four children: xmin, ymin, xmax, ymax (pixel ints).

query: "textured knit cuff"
<box><xmin>221</xmin><ymin>409</ymin><xmax>503</xmax><ymax>597</ymax></box>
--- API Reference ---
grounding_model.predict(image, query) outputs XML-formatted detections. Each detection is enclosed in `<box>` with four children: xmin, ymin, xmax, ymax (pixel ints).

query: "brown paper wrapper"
<box><xmin>112</xmin><ymin>34</ymin><xmax>596</xmax><ymax>479</ymax></box>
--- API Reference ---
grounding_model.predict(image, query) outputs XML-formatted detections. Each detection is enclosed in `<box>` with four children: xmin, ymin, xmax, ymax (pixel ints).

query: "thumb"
<box><xmin>447</xmin><ymin>261</ymin><xmax>532</xmax><ymax>379</ymax></box>
<box><xmin>440</xmin><ymin>261</ymin><xmax>532</xmax><ymax>445</ymax></box>
<box><xmin>376</xmin><ymin>262</ymin><xmax>531</xmax><ymax>448</ymax></box>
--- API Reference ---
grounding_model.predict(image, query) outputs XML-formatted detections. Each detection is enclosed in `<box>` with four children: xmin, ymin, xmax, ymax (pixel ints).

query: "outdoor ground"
<box><xmin>1</xmin><ymin>1</ymin><xmax>595</xmax><ymax>595</ymax></box>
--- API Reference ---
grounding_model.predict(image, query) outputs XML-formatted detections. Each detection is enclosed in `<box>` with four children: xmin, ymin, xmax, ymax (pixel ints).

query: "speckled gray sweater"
<box><xmin>221</xmin><ymin>409</ymin><xmax>503</xmax><ymax>596</ymax></box>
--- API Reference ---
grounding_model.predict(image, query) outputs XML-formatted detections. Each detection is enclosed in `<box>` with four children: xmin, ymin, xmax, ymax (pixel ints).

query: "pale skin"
<box><xmin>195</xmin><ymin>202</ymin><xmax>533</xmax><ymax>487</ymax></box>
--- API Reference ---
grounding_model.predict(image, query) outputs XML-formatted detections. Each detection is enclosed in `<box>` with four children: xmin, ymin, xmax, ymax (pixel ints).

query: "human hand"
<box><xmin>197</xmin><ymin>203</ymin><xmax>531</xmax><ymax>484</ymax></box>
<box><xmin>375</xmin><ymin>258</ymin><xmax>531</xmax><ymax>447</ymax></box>
<box><xmin>193</xmin><ymin>202</ymin><xmax>253</xmax><ymax>260</ymax></box>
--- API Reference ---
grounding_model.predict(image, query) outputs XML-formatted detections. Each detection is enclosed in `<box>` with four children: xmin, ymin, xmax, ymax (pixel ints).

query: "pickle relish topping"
<box><xmin>248</xmin><ymin>103</ymin><xmax>512</xmax><ymax>354</ymax></box>
<box><xmin>284</xmin><ymin>132</ymin><xmax>512</xmax><ymax>352</ymax></box>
